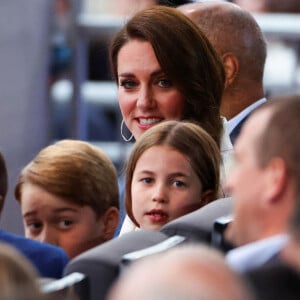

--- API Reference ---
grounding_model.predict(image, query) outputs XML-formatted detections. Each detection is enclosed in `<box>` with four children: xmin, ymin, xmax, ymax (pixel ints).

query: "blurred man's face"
<box><xmin>224</xmin><ymin>109</ymin><xmax>272</xmax><ymax>246</ymax></box>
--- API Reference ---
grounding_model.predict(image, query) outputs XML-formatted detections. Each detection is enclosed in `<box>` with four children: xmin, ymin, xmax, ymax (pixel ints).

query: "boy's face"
<box><xmin>20</xmin><ymin>182</ymin><xmax>106</xmax><ymax>259</ymax></box>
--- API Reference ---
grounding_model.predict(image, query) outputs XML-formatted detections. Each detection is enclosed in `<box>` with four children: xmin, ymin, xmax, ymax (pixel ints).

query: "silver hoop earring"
<box><xmin>120</xmin><ymin>119</ymin><xmax>133</xmax><ymax>142</ymax></box>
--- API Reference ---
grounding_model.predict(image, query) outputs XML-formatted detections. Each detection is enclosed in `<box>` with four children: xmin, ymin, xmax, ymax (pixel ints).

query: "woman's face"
<box><xmin>117</xmin><ymin>40</ymin><xmax>185</xmax><ymax>140</ymax></box>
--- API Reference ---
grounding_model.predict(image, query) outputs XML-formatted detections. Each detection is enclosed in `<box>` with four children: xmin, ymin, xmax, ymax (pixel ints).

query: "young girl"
<box><xmin>15</xmin><ymin>140</ymin><xmax>120</xmax><ymax>259</ymax></box>
<box><xmin>125</xmin><ymin>120</ymin><xmax>220</xmax><ymax>230</ymax></box>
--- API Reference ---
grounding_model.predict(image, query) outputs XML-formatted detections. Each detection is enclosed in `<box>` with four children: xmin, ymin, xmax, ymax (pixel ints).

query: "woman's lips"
<box><xmin>138</xmin><ymin>118</ymin><xmax>163</xmax><ymax>125</ymax></box>
<box><xmin>135</xmin><ymin>117</ymin><xmax>163</xmax><ymax>129</ymax></box>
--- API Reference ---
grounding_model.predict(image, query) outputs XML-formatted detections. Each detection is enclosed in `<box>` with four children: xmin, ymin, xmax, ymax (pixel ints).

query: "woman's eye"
<box><xmin>119</xmin><ymin>79</ymin><xmax>137</xmax><ymax>89</ymax></box>
<box><xmin>58</xmin><ymin>220</ymin><xmax>73</xmax><ymax>229</ymax></box>
<box><xmin>158</xmin><ymin>79</ymin><xmax>172</xmax><ymax>88</ymax></box>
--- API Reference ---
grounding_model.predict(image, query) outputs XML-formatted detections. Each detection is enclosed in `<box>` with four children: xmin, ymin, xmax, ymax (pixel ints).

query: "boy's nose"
<box><xmin>39</xmin><ymin>227</ymin><xmax>59</xmax><ymax>247</ymax></box>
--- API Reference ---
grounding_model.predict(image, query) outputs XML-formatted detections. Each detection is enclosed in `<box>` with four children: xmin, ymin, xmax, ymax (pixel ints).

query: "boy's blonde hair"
<box><xmin>15</xmin><ymin>140</ymin><xmax>119</xmax><ymax>216</ymax></box>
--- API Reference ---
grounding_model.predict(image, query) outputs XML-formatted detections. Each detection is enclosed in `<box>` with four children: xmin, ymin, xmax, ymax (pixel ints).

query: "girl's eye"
<box><xmin>119</xmin><ymin>79</ymin><xmax>138</xmax><ymax>89</ymax></box>
<box><xmin>158</xmin><ymin>79</ymin><xmax>172</xmax><ymax>88</ymax></box>
<box><xmin>173</xmin><ymin>180</ymin><xmax>186</xmax><ymax>188</ymax></box>
<box><xmin>58</xmin><ymin>220</ymin><xmax>73</xmax><ymax>229</ymax></box>
<box><xmin>141</xmin><ymin>177</ymin><xmax>153</xmax><ymax>184</ymax></box>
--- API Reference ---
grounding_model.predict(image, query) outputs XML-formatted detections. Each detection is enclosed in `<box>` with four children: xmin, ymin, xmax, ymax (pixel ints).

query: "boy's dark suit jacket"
<box><xmin>0</xmin><ymin>229</ymin><xmax>69</xmax><ymax>278</ymax></box>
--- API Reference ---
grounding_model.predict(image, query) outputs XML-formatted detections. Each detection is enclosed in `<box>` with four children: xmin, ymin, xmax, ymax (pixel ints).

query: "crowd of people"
<box><xmin>0</xmin><ymin>1</ymin><xmax>300</xmax><ymax>299</ymax></box>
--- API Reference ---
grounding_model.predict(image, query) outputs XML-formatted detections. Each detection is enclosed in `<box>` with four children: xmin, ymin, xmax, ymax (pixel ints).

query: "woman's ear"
<box><xmin>101</xmin><ymin>207</ymin><xmax>120</xmax><ymax>241</ymax></box>
<box><xmin>222</xmin><ymin>53</ymin><xmax>239</xmax><ymax>88</ymax></box>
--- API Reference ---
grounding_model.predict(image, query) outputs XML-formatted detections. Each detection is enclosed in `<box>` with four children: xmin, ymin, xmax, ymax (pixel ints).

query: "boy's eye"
<box><xmin>58</xmin><ymin>219</ymin><xmax>73</xmax><ymax>229</ymax></box>
<box><xmin>119</xmin><ymin>79</ymin><xmax>137</xmax><ymax>89</ymax></box>
<box><xmin>26</xmin><ymin>222</ymin><xmax>42</xmax><ymax>232</ymax></box>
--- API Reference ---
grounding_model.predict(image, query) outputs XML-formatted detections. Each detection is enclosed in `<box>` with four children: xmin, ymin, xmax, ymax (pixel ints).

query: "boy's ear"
<box><xmin>102</xmin><ymin>207</ymin><xmax>120</xmax><ymax>241</ymax></box>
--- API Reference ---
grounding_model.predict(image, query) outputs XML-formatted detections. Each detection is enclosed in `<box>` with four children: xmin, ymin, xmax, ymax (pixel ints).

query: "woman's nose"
<box><xmin>136</xmin><ymin>86</ymin><xmax>155</xmax><ymax>110</ymax></box>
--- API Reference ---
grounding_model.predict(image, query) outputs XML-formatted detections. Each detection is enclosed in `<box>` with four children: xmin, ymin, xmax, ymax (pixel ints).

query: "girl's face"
<box><xmin>131</xmin><ymin>145</ymin><xmax>204</xmax><ymax>230</ymax></box>
<box><xmin>20</xmin><ymin>183</ymin><xmax>106</xmax><ymax>259</ymax></box>
<box><xmin>117</xmin><ymin>40</ymin><xmax>184</xmax><ymax>140</ymax></box>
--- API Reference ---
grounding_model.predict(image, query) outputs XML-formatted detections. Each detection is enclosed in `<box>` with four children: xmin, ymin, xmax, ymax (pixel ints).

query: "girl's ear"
<box><xmin>101</xmin><ymin>207</ymin><xmax>120</xmax><ymax>241</ymax></box>
<box><xmin>201</xmin><ymin>190</ymin><xmax>214</xmax><ymax>206</ymax></box>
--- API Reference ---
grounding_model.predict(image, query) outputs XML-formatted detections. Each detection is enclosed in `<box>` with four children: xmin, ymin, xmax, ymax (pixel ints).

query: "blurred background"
<box><xmin>0</xmin><ymin>0</ymin><xmax>299</xmax><ymax>235</ymax></box>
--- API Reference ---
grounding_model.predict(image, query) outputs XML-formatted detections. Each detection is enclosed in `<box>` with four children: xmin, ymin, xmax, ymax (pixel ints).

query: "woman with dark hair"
<box><xmin>110</xmin><ymin>6</ymin><xmax>225</xmax><ymax>146</ymax></box>
<box><xmin>109</xmin><ymin>6</ymin><xmax>232</xmax><ymax>233</ymax></box>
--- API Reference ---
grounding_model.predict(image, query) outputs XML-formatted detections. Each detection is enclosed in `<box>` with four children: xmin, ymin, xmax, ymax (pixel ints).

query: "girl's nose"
<box><xmin>152</xmin><ymin>184</ymin><xmax>168</xmax><ymax>203</ymax></box>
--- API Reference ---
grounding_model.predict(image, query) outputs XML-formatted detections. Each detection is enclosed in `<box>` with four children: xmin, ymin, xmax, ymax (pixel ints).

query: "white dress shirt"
<box><xmin>226</xmin><ymin>234</ymin><xmax>289</xmax><ymax>273</ymax></box>
<box><xmin>227</xmin><ymin>98</ymin><xmax>267</xmax><ymax>135</ymax></box>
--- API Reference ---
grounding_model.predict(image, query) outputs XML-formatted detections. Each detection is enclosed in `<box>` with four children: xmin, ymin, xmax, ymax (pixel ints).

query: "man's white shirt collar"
<box><xmin>227</xmin><ymin>98</ymin><xmax>267</xmax><ymax>135</ymax></box>
<box><xmin>226</xmin><ymin>234</ymin><xmax>289</xmax><ymax>273</ymax></box>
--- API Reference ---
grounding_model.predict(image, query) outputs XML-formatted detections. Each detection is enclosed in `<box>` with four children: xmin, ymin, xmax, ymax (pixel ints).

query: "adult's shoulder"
<box><xmin>245</xmin><ymin>262</ymin><xmax>300</xmax><ymax>300</ymax></box>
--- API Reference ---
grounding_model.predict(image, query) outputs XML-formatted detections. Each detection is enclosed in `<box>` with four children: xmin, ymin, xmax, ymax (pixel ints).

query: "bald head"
<box><xmin>108</xmin><ymin>245</ymin><xmax>254</xmax><ymax>300</ymax></box>
<box><xmin>179</xmin><ymin>1</ymin><xmax>266</xmax><ymax>83</ymax></box>
<box><xmin>178</xmin><ymin>1</ymin><xmax>266</xmax><ymax>119</ymax></box>
<box><xmin>233</xmin><ymin>0</ymin><xmax>300</xmax><ymax>13</ymax></box>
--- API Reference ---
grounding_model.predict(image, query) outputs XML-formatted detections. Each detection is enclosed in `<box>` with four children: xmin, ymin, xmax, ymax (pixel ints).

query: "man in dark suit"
<box><xmin>223</xmin><ymin>95</ymin><xmax>300</xmax><ymax>275</ymax></box>
<box><xmin>246</xmin><ymin>262</ymin><xmax>300</xmax><ymax>300</ymax></box>
<box><xmin>0</xmin><ymin>151</ymin><xmax>69</xmax><ymax>278</ymax></box>
<box><xmin>243</xmin><ymin>95</ymin><xmax>300</xmax><ymax>300</ymax></box>
<box><xmin>178</xmin><ymin>1</ymin><xmax>267</xmax><ymax>144</ymax></box>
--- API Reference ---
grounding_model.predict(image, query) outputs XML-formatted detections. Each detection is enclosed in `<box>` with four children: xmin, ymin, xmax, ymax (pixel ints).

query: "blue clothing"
<box><xmin>0</xmin><ymin>230</ymin><xmax>69</xmax><ymax>278</ymax></box>
<box><xmin>114</xmin><ymin>173</ymin><xmax>126</xmax><ymax>237</ymax></box>
<box><xmin>227</xmin><ymin>98</ymin><xmax>267</xmax><ymax>145</ymax></box>
<box><xmin>229</xmin><ymin>115</ymin><xmax>249</xmax><ymax>145</ymax></box>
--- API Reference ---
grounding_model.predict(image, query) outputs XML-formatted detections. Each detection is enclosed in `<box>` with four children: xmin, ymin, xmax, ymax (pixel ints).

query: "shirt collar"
<box><xmin>226</xmin><ymin>234</ymin><xmax>289</xmax><ymax>273</ymax></box>
<box><xmin>227</xmin><ymin>98</ymin><xmax>267</xmax><ymax>135</ymax></box>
